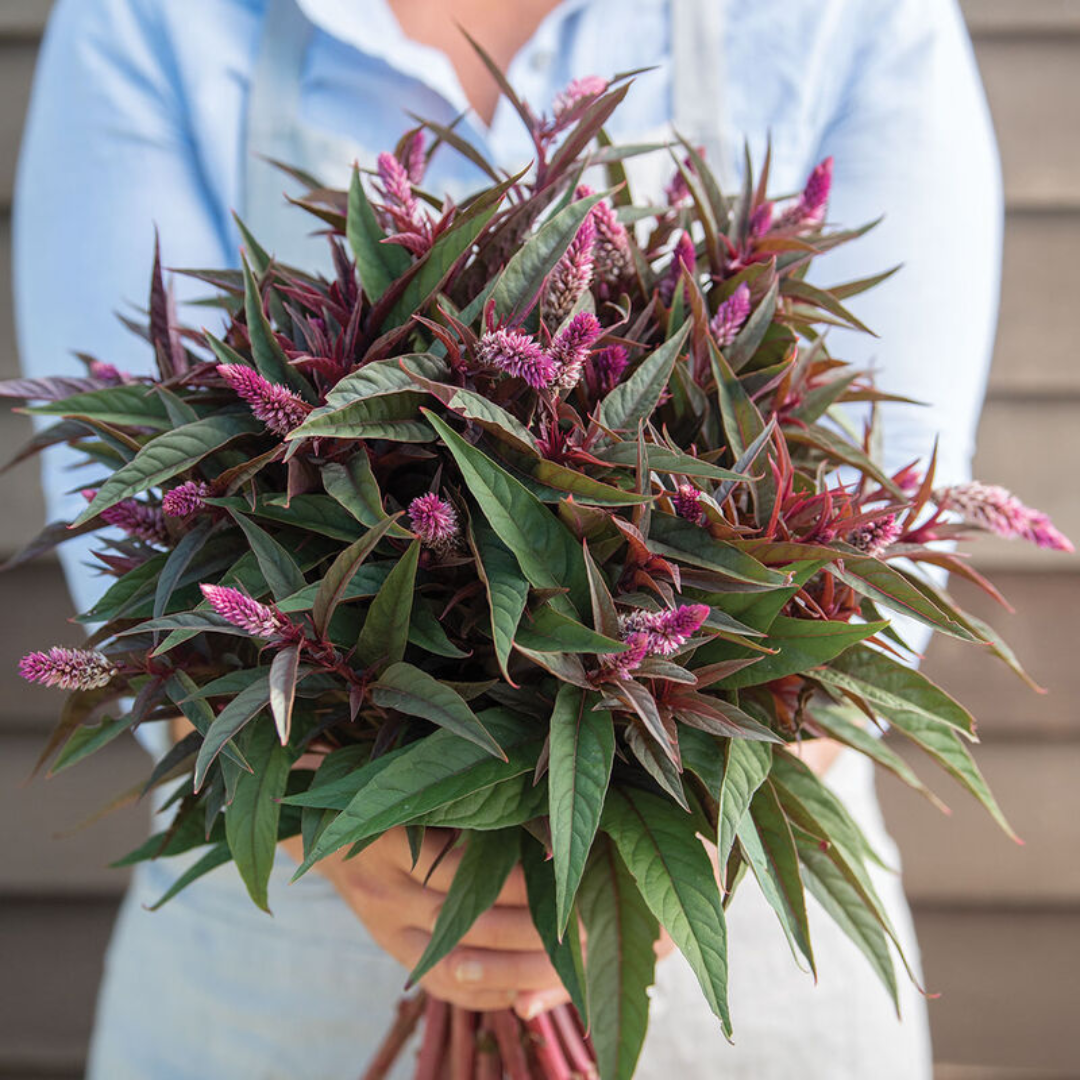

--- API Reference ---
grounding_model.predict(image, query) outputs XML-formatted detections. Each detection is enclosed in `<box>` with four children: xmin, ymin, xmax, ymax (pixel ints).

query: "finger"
<box><xmin>398</xmin><ymin>930</ymin><xmax>563</xmax><ymax>995</ymax></box>
<box><xmin>513</xmin><ymin>985</ymin><xmax>572</xmax><ymax>1021</ymax></box>
<box><xmin>456</xmin><ymin>903</ymin><xmax>546</xmax><ymax>952</ymax></box>
<box><xmin>381</xmin><ymin>827</ymin><xmax>462</xmax><ymax>877</ymax></box>
<box><xmin>419</xmin><ymin>857</ymin><xmax>530</xmax><ymax>906</ymax></box>
<box><xmin>416</xmin><ymin>979</ymin><xmax>518</xmax><ymax>1013</ymax></box>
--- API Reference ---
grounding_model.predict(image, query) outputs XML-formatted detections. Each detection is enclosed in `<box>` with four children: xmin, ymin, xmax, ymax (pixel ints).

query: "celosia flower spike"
<box><xmin>749</xmin><ymin>201</ymin><xmax>774</xmax><ymax>238</ymax></box>
<box><xmin>408</xmin><ymin>493</ymin><xmax>460</xmax><ymax>551</ymax></box>
<box><xmin>405</xmin><ymin>131</ymin><xmax>426</xmax><ymax>184</ymax></box>
<box><xmin>934</xmin><ymin>482</ymin><xmax>1074</xmax><ymax>553</ymax></box>
<box><xmin>552</xmin><ymin>75</ymin><xmax>609</xmax><ymax>123</ymax></box>
<box><xmin>88</xmin><ymin>360</ymin><xmax>125</xmax><ymax>384</ymax></box>
<box><xmin>577</xmin><ymin>184</ymin><xmax>632</xmax><ymax>294</ymax></box>
<box><xmin>216</xmin><ymin>364</ymin><xmax>310</xmax><ymax>436</ymax></box>
<box><xmin>82</xmin><ymin>490</ymin><xmax>168</xmax><ymax>546</ymax></box>
<box><xmin>550</xmin><ymin>312</ymin><xmax>603</xmax><ymax>390</ymax></box>
<box><xmin>376</xmin><ymin>150</ymin><xmax>419</xmax><ymax>221</ymax></box>
<box><xmin>19</xmin><ymin>647</ymin><xmax>117</xmax><ymax>691</ymax></box>
<box><xmin>200</xmin><ymin>584</ymin><xmax>290</xmax><ymax>637</ymax></box>
<box><xmin>594</xmin><ymin>345</ymin><xmax>629</xmax><ymax>394</ymax></box>
<box><xmin>710</xmin><ymin>283</ymin><xmax>752</xmax><ymax>348</ymax></box>
<box><xmin>476</xmin><ymin>329</ymin><xmax>557</xmax><ymax>389</ymax></box>
<box><xmin>673</xmin><ymin>484</ymin><xmax>705</xmax><ymax>525</ymax></box>
<box><xmin>779</xmin><ymin>157</ymin><xmax>833</xmax><ymax>229</ymax></box>
<box><xmin>602</xmin><ymin>631</ymin><xmax>649</xmax><ymax>680</ymax></box>
<box><xmin>162</xmin><ymin>480</ymin><xmax>211</xmax><ymax>518</ymax></box>
<box><xmin>542</xmin><ymin>215</ymin><xmax>596</xmax><ymax>325</ymax></box>
<box><xmin>660</xmin><ymin>231</ymin><xmax>696</xmax><ymax>306</ymax></box>
<box><xmin>846</xmin><ymin>514</ymin><xmax>902</xmax><ymax>558</ymax></box>
<box><xmin>619</xmin><ymin>603</ymin><xmax>710</xmax><ymax>657</ymax></box>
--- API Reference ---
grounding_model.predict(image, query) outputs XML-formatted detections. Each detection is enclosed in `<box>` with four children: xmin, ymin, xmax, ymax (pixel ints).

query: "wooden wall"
<box><xmin>1</xmin><ymin>2</ymin><xmax>1077</xmax><ymax>1077</ymax></box>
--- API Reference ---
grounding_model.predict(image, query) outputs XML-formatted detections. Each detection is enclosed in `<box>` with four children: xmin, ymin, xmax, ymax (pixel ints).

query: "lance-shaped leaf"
<box><xmin>153</xmin><ymin>519</ymin><xmax>213</xmax><ymax>618</ymax></box>
<box><xmin>416</xmin><ymin>769</ymin><xmax>547</xmax><ymax>830</ymax></box>
<box><xmin>225</xmin><ymin>720</ymin><xmax>292</xmax><ymax>912</ymax></box>
<box><xmin>549</xmin><ymin>685</ymin><xmax>615</xmax><ymax>934</ymax></box>
<box><xmin>786</xmin><ymin>425</ymin><xmax>903</xmax><ymax>499</ymax></box>
<box><xmin>311</xmin><ymin>517</ymin><xmax>400</xmax><ymax>637</ymax></box>
<box><xmin>74</xmin><ymin>414</ymin><xmax>261</xmax><ymax>526</ymax></box>
<box><xmin>521</xmin><ymin>836</ymin><xmax>588</xmax><ymax>1021</ymax></box>
<box><xmin>494</xmin><ymin>446</ymin><xmax>649</xmax><ymax>507</ymax></box>
<box><xmin>426</xmin><ymin>410</ymin><xmax>589</xmax><ymax>614</ymax></box>
<box><xmin>602</xmin><ymin>786</ymin><xmax>732</xmax><ymax>1036</ymax></box>
<box><xmin>295</xmin><ymin>712</ymin><xmax>540</xmax><ymax>874</ymax></box>
<box><xmin>492</xmin><ymin>190</ymin><xmax>606</xmax><ymax>321</ymax></box>
<box><xmin>599</xmin><ymin>323</ymin><xmax>690</xmax><ymax>433</ymax></box>
<box><xmin>268</xmin><ymin>644</ymin><xmax>302</xmax><ymax>744</ymax></box>
<box><xmin>288</xmin><ymin>390</ymin><xmax>433</xmax><ymax>442</ymax></box>
<box><xmin>228</xmin><ymin>509</ymin><xmax>307</xmax><ymax>602</ymax></box>
<box><xmin>468</xmin><ymin>515</ymin><xmax>528</xmax><ymax>683</ymax></box>
<box><xmin>193</xmin><ymin>672</ymin><xmax>271</xmax><ymax>791</ymax></box>
<box><xmin>355</xmin><ymin>538</ymin><xmax>420</xmax><ymax>667</ymax></box>
<box><xmin>578</xmin><ymin>837</ymin><xmax>658</xmax><ymax>1080</ymax></box>
<box><xmin>370</xmin><ymin>662</ymin><xmax>505</xmax><ymax>759</ymax></box>
<box><xmin>716</xmin><ymin>739</ymin><xmax>772</xmax><ymax>869</ymax></box>
<box><xmin>647</xmin><ymin>513</ymin><xmax>787</xmax><ymax>587</ymax></box>
<box><xmin>347</xmin><ymin>164</ymin><xmax>410</xmax><ymax>300</ymax></box>
<box><xmin>322</xmin><ymin>456</ymin><xmax>412</xmax><ymax>537</ymax></box>
<box><xmin>207</xmin><ymin>494</ymin><xmax>363</xmax><ymax>541</ymax></box>
<box><xmin>408</xmin><ymin>829</ymin><xmax>520</xmax><ymax>984</ymax></box>
<box><xmin>738</xmin><ymin>780</ymin><xmax>814</xmax><ymax>971</ymax></box>
<box><xmin>242</xmin><ymin>260</ymin><xmax>313</xmax><ymax>400</ymax></box>
<box><xmin>515</xmin><ymin>605</ymin><xmax>627</xmax><ymax>654</ymax></box>
<box><xmin>28</xmin><ymin>384</ymin><xmax>172</xmax><ymax>429</ymax></box>
<box><xmin>594</xmin><ymin>441</ymin><xmax>748</xmax><ymax>482</ymax></box>
<box><xmin>164</xmin><ymin>672</ymin><xmax>250</xmax><ymax>773</ymax></box>
<box><xmin>795</xmin><ymin>833</ymin><xmax>899</xmax><ymax>1011</ymax></box>
<box><xmin>148</xmin><ymin>842</ymin><xmax>233</xmax><ymax>911</ymax></box>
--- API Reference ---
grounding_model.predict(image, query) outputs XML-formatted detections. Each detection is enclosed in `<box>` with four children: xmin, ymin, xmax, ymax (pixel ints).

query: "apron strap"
<box><xmin>671</xmin><ymin>0</ymin><xmax>733</xmax><ymax>188</ymax></box>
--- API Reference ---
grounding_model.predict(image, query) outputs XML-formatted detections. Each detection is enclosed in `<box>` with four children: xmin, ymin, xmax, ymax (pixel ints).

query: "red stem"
<box><xmin>524</xmin><ymin>1011</ymin><xmax>572</xmax><ymax>1080</ymax></box>
<box><xmin>361</xmin><ymin>992</ymin><xmax>427</xmax><ymax>1080</ymax></box>
<box><xmin>449</xmin><ymin>1006</ymin><xmax>476</xmax><ymax>1080</ymax></box>
<box><xmin>550</xmin><ymin>1005</ymin><xmax>597</xmax><ymax>1079</ymax></box>
<box><xmin>414</xmin><ymin>996</ymin><xmax>450</xmax><ymax>1080</ymax></box>
<box><xmin>476</xmin><ymin>1015</ymin><xmax>502</xmax><ymax>1080</ymax></box>
<box><xmin>490</xmin><ymin>1009</ymin><xmax>532</xmax><ymax>1080</ymax></box>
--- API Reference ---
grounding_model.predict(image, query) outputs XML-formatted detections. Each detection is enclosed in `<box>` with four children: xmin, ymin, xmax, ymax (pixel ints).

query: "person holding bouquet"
<box><xmin>14</xmin><ymin>0</ymin><xmax>1002</xmax><ymax>1076</ymax></box>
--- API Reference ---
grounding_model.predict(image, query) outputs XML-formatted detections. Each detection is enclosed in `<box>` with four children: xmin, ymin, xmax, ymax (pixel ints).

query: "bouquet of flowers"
<box><xmin>6</xmin><ymin>63</ymin><xmax>1071</xmax><ymax>1080</ymax></box>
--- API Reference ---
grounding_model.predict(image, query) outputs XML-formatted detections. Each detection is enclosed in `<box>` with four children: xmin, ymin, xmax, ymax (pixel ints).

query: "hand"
<box><xmin>281</xmin><ymin>827</ymin><xmax>569</xmax><ymax>1016</ymax></box>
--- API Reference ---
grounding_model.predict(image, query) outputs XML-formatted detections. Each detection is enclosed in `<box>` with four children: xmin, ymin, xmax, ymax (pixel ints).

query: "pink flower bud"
<box><xmin>577</xmin><ymin>185</ymin><xmax>632</xmax><ymax>295</ymax></box>
<box><xmin>89</xmin><ymin>360</ymin><xmax>125</xmax><ymax>385</ymax></box>
<box><xmin>542</xmin><ymin>215</ymin><xmax>596</xmax><ymax>326</ymax></box>
<box><xmin>552</xmin><ymin>75</ymin><xmax>609</xmax><ymax>122</ymax></box>
<box><xmin>200</xmin><ymin>584</ymin><xmax>290</xmax><ymax>637</ymax></box>
<box><xmin>846</xmin><ymin>514</ymin><xmax>902</xmax><ymax>557</ymax></box>
<box><xmin>749</xmin><ymin>202</ymin><xmax>774</xmax><ymax>238</ymax></box>
<box><xmin>377</xmin><ymin>150</ymin><xmax>418</xmax><ymax>220</ymax></box>
<box><xmin>618</xmin><ymin>603</ymin><xmax>710</xmax><ymax>657</ymax></box>
<box><xmin>405</xmin><ymin>130</ymin><xmax>426</xmax><ymax>184</ymax></box>
<box><xmin>83</xmin><ymin>490</ymin><xmax>168</xmax><ymax>546</ymax></box>
<box><xmin>710</xmin><ymin>283</ymin><xmax>752</xmax><ymax>348</ymax></box>
<box><xmin>550</xmin><ymin>312</ymin><xmax>603</xmax><ymax>390</ymax></box>
<box><xmin>476</xmin><ymin>329</ymin><xmax>557</xmax><ymax>389</ymax></box>
<box><xmin>778</xmin><ymin>157</ymin><xmax>833</xmax><ymax>230</ymax></box>
<box><xmin>673</xmin><ymin>484</ymin><xmax>705</xmax><ymax>525</ymax></box>
<box><xmin>19</xmin><ymin>647</ymin><xmax>117</xmax><ymax>691</ymax></box>
<box><xmin>934</xmin><ymin>482</ymin><xmax>1074</xmax><ymax>553</ymax></box>
<box><xmin>660</xmin><ymin>232</ymin><xmax>696</xmax><ymax>306</ymax></box>
<box><xmin>217</xmin><ymin>364</ymin><xmax>310</xmax><ymax>435</ymax></box>
<box><xmin>602</xmin><ymin>631</ymin><xmax>649</xmax><ymax>680</ymax></box>
<box><xmin>408</xmin><ymin>493</ymin><xmax>460</xmax><ymax>551</ymax></box>
<box><xmin>594</xmin><ymin>345</ymin><xmax>629</xmax><ymax>394</ymax></box>
<box><xmin>162</xmin><ymin>481</ymin><xmax>211</xmax><ymax>518</ymax></box>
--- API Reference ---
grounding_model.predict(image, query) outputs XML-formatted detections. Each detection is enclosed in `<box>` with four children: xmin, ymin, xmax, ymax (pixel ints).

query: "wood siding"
<box><xmin>1</xmin><ymin>3</ymin><xmax>1078</xmax><ymax>1076</ymax></box>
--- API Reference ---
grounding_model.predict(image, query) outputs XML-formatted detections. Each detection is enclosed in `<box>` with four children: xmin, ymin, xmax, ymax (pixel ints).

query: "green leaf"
<box><xmin>288</xmin><ymin>391</ymin><xmax>433</xmax><ymax>442</ymax></box>
<box><xmin>268</xmin><ymin>644</ymin><xmax>301</xmax><ymax>745</ymax></box>
<box><xmin>228</xmin><ymin>509</ymin><xmax>307</xmax><ymax>602</ymax></box>
<box><xmin>193</xmin><ymin>672</ymin><xmax>271</xmax><ymax>791</ymax></box>
<box><xmin>208</xmin><ymin>494</ymin><xmax>363</xmax><ymax>541</ymax></box>
<box><xmin>370</xmin><ymin>662</ymin><xmax>505</xmax><ymax>758</ymax></box>
<box><xmin>594</xmin><ymin>441</ymin><xmax>748</xmax><ymax>482</ymax></box>
<box><xmin>492</xmin><ymin>191</ymin><xmax>606</xmax><ymax>322</ymax></box>
<box><xmin>549</xmin><ymin>686</ymin><xmax>615</xmax><ymax>934</ymax></box>
<box><xmin>347</xmin><ymin>164</ymin><xmax>410</xmax><ymax>300</ymax></box>
<box><xmin>408</xmin><ymin>601</ymin><xmax>470</xmax><ymax>658</ymax></box>
<box><xmin>242</xmin><ymin>259</ymin><xmax>312</xmax><ymax>399</ymax></box>
<box><xmin>148</xmin><ymin>842</ymin><xmax>233</xmax><ymax>911</ymax></box>
<box><xmin>51</xmin><ymin>711</ymin><xmax>136</xmax><ymax>773</ymax></box>
<box><xmin>602</xmin><ymin>786</ymin><xmax>732</xmax><ymax>1035</ymax></box>
<box><xmin>427</xmin><ymin>410</ymin><xmax>588</xmax><ymax>613</ymax></box>
<box><xmin>494</xmin><ymin>446</ymin><xmax>649</xmax><ymax>507</ymax></box>
<box><xmin>225</xmin><ymin>720</ymin><xmax>292</xmax><ymax>911</ymax></box>
<box><xmin>322</xmin><ymin>456</ymin><xmax>412</xmax><ymax>537</ymax></box>
<box><xmin>296</xmin><ymin>712</ymin><xmax>540</xmax><ymax>874</ymax></box>
<box><xmin>515</xmin><ymin>605</ymin><xmax>626</xmax><ymax>654</ymax></box>
<box><xmin>599</xmin><ymin>323</ymin><xmax>691</xmax><ymax>432</ymax></box>
<box><xmin>795</xmin><ymin>834</ymin><xmax>899</xmax><ymax>1011</ymax></box>
<box><xmin>28</xmin><ymin>384</ymin><xmax>172</xmax><ymax>429</ymax></box>
<box><xmin>74</xmin><ymin>415</ymin><xmax>261</xmax><ymax>526</ymax></box>
<box><xmin>738</xmin><ymin>781</ymin><xmax>814</xmax><ymax>970</ymax></box>
<box><xmin>416</xmin><ymin>770</ymin><xmax>546</xmax><ymax>829</ymax></box>
<box><xmin>312</xmin><ymin>517</ymin><xmax>400</xmax><ymax>637</ymax></box>
<box><xmin>709</xmin><ymin>339</ymin><xmax>764</xmax><ymax>460</ymax></box>
<box><xmin>726</xmin><ymin>277</ymin><xmax>778</xmax><ymax>372</ymax></box>
<box><xmin>647</xmin><ymin>513</ymin><xmax>789</xmax><ymax>587</ymax></box>
<box><xmin>786</xmin><ymin>426</ymin><xmax>903</xmax><ymax>499</ymax></box>
<box><xmin>278</xmin><ymin>563</ymin><xmax>392</xmax><ymax>613</ymax></box>
<box><xmin>153</xmin><ymin>519</ymin><xmax>212</xmax><ymax>618</ymax></box>
<box><xmin>521</xmin><ymin>836</ymin><xmax>589</xmax><ymax>1022</ymax></box>
<box><xmin>408</xmin><ymin>829</ymin><xmax>520</xmax><ymax>984</ymax></box>
<box><xmin>578</xmin><ymin>836</ymin><xmax>658</xmax><ymax>1080</ymax></box>
<box><xmin>445</xmin><ymin>388</ymin><xmax>540</xmax><ymax>455</ymax></box>
<box><xmin>677</xmin><ymin>727</ymin><xmax>724</xmax><ymax>796</ymax></box>
<box><xmin>717</xmin><ymin>739</ymin><xmax>772</xmax><ymax>869</ymax></box>
<box><xmin>164</xmin><ymin>672</ymin><xmax>250</xmax><ymax>773</ymax></box>
<box><xmin>355</xmin><ymin>539</ymin><xmax>420</xmax><ymax>667</ymax></box>
<box><xmin>469</xmin><ymin>515</ymin><xmax>529</xmax><ymax>683</ymax></box>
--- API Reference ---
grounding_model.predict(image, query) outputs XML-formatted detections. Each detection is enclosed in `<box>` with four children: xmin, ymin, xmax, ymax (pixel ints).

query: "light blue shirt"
<box><xmin>15</xmin><ymin>0</ymin><xmax>1002</xmax><ymax>624</ymax></box>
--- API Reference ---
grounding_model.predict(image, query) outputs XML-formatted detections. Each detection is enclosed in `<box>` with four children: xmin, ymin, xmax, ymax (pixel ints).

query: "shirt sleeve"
<box><xmin>805</xmin><ymin>0</ymin><xmax>1003</xmax><ymax>661</ymax></box>
<box><xmin>13</xmin><ymin>0</ymin><xmax>233</xmax><ymax>616</ymax></box>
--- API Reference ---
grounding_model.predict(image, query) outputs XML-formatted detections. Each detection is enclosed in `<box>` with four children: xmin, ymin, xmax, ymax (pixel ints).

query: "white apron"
<box><xmin>88</xmin><ymin>2</ymin><xmax>932</xmax><ymax>1075</ymax></box>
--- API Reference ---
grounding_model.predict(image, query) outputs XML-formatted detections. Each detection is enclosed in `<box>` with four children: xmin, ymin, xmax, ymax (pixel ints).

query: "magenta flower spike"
<box><xmin>542</xmin><ymin>215</ymin><xmax>596</xmax><ymax>325</ymax></box>
<box><xmin>619</xmin><ymin>603</ymin><xmax>710</xmax><ymax>657</ymax></box>
<box><xmin>19</xmin><ymin>647</ymin><xmax>118</xmax><ymax>691</ymax></box>
<box><xmin>749</xmin><ymin>201</ymin><xmax>774</xmax><ymax>238</ymax></box>
<box><xmin>594</xmin><ymin>344</ymin><xmax>629</xmax><ymax>394</ymax></box>
<box><xmin>82</xmin><ymin>490</ymin><xmax>168</xmax><ymax>546</ymax></box>
<box><xmin>200</xmin><ymin>584</ymin><xmax>290</xmax><ymax>637</ymax></box>
<box><xmin>550</xmin><ymin>312</ymin><xmax>603</xmax><ymax>390</ymax></box>
<box><xmin>404</xmin><ymin>131</ymin><xmax>426</xmax><ymax>184</ymax></box>
<box><xmin>846</xmin><ymin>514</ymin><xmax>902</xmax><ymax>557</ymax></box>
<box><xmin>603</xmin><ymin>631</ymin><xmax>650</xmax><ymax>680</ymax></box>
<box><xmin>934</xmin><ymin>482</ymin><xmax>1075</xmax><ymax>552</ymax></box>
<box><xmin>660</xmin><ymin>232</ymin><xmax>696</xmax><ymax>306</ymax></box>
<box><xmin>377</xmin><ymin>150</ymin><xmax>419</xmax><ymax>221</ymax></box>
<box><xmin>577</xmin><ymin>184</ymin><xmax>632</xmax><ymax>294</ymax></box>
<box><xmin>710</xmin><ymin>283</ymin><xmax>752</xmax><ymax>348</ymax></box>
<box><xmin>673</xmin><ymin>484</ymin><xmax>705</xmax><ymax>525</ymax></box>
<box><xmin>216</xmin><ymin>364</ymin><xmax>310</xmax><ymax>436</ymax></box>
<box><xmin>552</xmin><ymin>75</ymin><xmax>609</xmax><ymax>123</ymax></box>
<box><xmin>88</xmin><ymin>360</ymin><xmax>125</xmax><ymax>384</ymax></box>
<box><xmin>476</xmin><ymin>329</ymin><xmax>557</xmax><ymax>389</ymax></box>
<box><xmin>779</xmin><ymin>156</ymin><xmax>833</xmax><ymax>229</ymax></box>
<box><xmin>408</xmin><ymin>493</ymin><xmax>460</xmax><ymax>551</ymax></box>
<box><xmin>163</xmin><ymin>480</ymin><xmax>211</xmax><ymax>518</ymax></box>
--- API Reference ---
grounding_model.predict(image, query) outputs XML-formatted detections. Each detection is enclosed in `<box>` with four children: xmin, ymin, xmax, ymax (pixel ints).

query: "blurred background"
<box><xmin>1</xmin><ymin>2</ymin><xmax>1078</xmax><ymax>1078</ymax></box>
